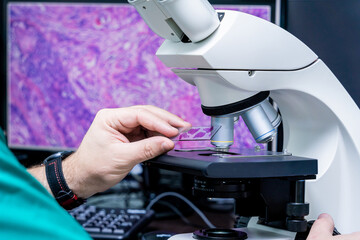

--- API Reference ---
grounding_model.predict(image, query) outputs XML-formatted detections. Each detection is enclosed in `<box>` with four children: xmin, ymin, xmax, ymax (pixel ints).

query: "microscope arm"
<box><xmin>129</xmin><ymin>0</ymin><xmax>360</xmax><ymax>234</ymax></box>
<box><xmin>160</xmin><ymin>10</ymin><xmax>360</xmax><ymax>232</ymax></box>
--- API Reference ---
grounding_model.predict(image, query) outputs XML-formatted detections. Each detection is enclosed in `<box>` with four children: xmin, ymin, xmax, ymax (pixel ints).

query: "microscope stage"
<box><xmin>146</xmin><ymin>148</ymin><xmax>317</xmax><ymax>179</ymax></box>
<box><xmin>169</xmin><ymin>227</ymin><xmax>293</xmax><ymax>240</ymax></box>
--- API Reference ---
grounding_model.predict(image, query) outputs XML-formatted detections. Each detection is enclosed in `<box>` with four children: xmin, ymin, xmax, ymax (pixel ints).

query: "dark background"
<box><xmin>285</xmin><ymin>0</ymin><xmax>360</xmax><ymax>107</ymax></box>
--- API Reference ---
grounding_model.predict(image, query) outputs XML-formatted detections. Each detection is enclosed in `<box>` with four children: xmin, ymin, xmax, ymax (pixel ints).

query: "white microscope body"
<box><xmin>129</xmin><ymin>0</ymin><xmax>360</xmax><ymax>236</ymax></box>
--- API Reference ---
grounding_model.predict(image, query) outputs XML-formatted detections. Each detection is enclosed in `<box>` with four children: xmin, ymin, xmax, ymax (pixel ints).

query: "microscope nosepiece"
<box><xmin>207</xmin><ymin>95</ymin><xmax>281</xmax><ymax>146</ymax></box>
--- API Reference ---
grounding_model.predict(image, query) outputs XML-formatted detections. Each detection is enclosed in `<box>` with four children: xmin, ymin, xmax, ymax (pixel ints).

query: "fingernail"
<box><xmin>318</xmin><ymin>213</ymin><xmax>330</xmax><ymax>219</ymax></box>
<box><xmin>178</xmin><ymin>126</ymin><xmax>191</xmax><ymax>133</ymax></box>
<box><xmin>162</xmin><ymin>141</ymin><xmax>173</xmax><ymax>151</ymax></box>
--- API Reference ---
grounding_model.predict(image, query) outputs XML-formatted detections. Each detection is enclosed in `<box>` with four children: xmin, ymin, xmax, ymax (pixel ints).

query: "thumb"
<box><xmin>307</xmin><ymin>213</ymin><xmax>335</xmax><ymax>240</ymax></box>
<box><xmin>125</xmin><ymin>136</ymin><xmax>175</xmax><ymax>163</ymax></box>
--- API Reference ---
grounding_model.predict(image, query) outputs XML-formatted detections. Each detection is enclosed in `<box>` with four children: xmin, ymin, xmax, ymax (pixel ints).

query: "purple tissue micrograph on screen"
<box><xmin>8</xmin><ymin>3</ymin><xmax>271</xmax><ymax>150</ymax></box>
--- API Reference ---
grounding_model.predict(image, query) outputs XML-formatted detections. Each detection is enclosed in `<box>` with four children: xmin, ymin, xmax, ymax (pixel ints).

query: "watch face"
<box><xmin>59</xmin><ymin>151</ymin><xmax>74</xmax><ymax>159</ymax></box>
<box><xmin>53</xmin><ymin>152</ymin><xmax>63</xmax><ymax>158</ymax></box>
<box><xmin>43</xmin><ymin>151</ymin><xmax>70</xmax><ymax>163</ymax></box>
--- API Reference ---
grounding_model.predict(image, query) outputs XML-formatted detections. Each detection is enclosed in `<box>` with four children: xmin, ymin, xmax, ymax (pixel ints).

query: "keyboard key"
<box><xmin>98</xmin><ymin>210</ymin><xmax>106</xmax><ymax>216</ymax></box>
<box><xmin>121</xmin><ymin>222</ymin><xmax>132</xmax><ymax>227</ymax></box>
<box><xmin>76</xmin><ymin>214</ymin><xmax>86</xmax><ymax>221</ymax></box>
<box><xmin>84</xmin><ymin>227</ymin><xmax>101</xmax><ymax>233</ymax></box>
<box><xmin>102</xmin><ymin>228</ymin><xmax>113</xmax><ymax>234</ymax></box>
<box><xmin>88</xmin><ymin>206</ymin><xmax>96</xmax><ymax>212</ymax></box>
<box><xmin>130</xmin><ymin>215</ymin><xmax>140</xmax><ymax>220</ymax></box>
<box><xmin>127</xmin><ymin>209</ymin><xmax>146</xmax><ymax>214</ymax></box>
<box><xmin>114</xmin><ymin>229</ymin><xmax>125</xmax><ymax>235</ymax></box>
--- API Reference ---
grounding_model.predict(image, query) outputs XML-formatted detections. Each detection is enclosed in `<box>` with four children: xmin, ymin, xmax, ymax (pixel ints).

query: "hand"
<box><xmin>307</xmin><ymin>213</ymin><xmax>360</xmax><ymax>240</ymax></box>
<box><xmin>62</xmin><ymin>105</ymin><xmax>191</xmax><ymax>199</ymax></box>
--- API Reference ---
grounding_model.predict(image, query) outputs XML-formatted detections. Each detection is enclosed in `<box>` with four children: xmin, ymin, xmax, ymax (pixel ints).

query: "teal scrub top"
<box><xmin>0</xmin><ymin>130</ymin><xmax>92</xmax><ymax>239</ymax></box>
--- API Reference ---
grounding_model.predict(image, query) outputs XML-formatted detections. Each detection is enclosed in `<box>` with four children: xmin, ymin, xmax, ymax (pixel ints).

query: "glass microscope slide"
<box><xmin>171</xmin><ymin>126</ymin><xmax>221</xmax><ymax>141</ymax></box>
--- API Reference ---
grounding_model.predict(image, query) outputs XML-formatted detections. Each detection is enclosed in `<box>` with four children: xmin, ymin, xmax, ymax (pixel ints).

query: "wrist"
<box><xmin>62</xmin><ymin>152</ymin><xmax>89</xmax><ymax>199</ymax></box>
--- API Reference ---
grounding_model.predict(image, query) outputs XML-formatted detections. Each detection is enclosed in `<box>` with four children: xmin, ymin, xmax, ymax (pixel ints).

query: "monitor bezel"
<box><xmin>0</xmin><ymin>0</ymin><xmax>284</xmax><ymax>166</ymax></box>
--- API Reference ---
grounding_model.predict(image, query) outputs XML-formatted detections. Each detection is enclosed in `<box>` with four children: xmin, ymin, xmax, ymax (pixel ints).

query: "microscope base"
<box><xmin>169</xmin><ymin>228</ymin><xmax>293</xmax><ymax>240</ymax></box>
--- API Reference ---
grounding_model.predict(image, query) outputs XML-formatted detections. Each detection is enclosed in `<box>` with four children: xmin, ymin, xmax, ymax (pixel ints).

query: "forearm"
<box><xmin>27</xmin><ymin>164</ymin><xmax>52</xmax><ymax>195</ymax></box>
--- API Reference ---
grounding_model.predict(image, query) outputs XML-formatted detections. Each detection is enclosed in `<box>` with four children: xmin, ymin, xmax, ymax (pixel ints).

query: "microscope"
<box><xmin>128</xmin><ymin>0</ymin><xmax>360</xmax><ymax>239</ymax></box>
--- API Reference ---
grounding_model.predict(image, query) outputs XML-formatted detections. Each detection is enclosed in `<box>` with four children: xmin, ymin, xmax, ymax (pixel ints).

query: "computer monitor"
<box><xmin>3</xmin><ymin>0</ymin><xmax>281</xmax><ymax>160</ymax></box>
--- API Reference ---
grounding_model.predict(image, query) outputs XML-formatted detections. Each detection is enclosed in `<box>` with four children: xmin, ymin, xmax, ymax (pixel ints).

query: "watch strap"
<box><xmin>43</xmin><ymin>151</ymin><xmax>85</xmax><ymax>210</ymax></box>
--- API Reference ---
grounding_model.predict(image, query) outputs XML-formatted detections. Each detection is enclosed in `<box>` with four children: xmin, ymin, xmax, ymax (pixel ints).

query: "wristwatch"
<box><xmin>43</xmin><ymin>151</ymin><xmax>85</xmax><ymax>210</ymax></box>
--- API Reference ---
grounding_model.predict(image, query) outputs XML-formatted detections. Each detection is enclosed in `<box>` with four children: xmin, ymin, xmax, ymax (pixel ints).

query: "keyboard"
<box><xmin>69</xmin><ymin>205</ymin><xmax>155</xmax><ymax>239</ymax></box>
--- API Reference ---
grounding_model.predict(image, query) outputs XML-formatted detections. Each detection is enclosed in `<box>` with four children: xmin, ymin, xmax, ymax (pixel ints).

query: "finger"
<box><xmin>131</xmin><ymin>105</ymin><xmax>192</xmax><ymax>129</ymax></box>
<box><xmin>123</xmin><ymin>136</ymin><xmax>175</xmax><ymax>163</ymax></box>
<box><xmin>98</xmin><ymin>108</ymin><xmax>179</xmax><ymax>137</ymax></box>
<box><xmin>307</xmin><ymin>213</ymin><xmax>334</xmax><ymax>240</ymax></box>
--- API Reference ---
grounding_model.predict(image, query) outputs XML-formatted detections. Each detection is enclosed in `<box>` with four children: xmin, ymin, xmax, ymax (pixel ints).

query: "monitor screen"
<box><xmin>7</xmin><ymin>1</ymin><xmax>272</xmax><ymax>151</ymax></box>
